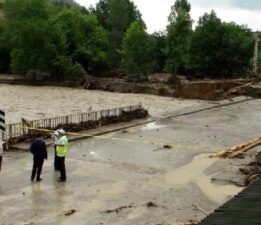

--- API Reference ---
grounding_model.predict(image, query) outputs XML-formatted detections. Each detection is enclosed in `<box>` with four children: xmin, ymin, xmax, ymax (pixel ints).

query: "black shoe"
<box><xmin>31</xmin><ymin>178</ymin><xmax>34</xmax><ymax>181</ymax></box>
<box><xmin>57</xmin><ymin>178</ymin><xmax>66</xmax><ymax>182</ymax></box>
<box><xmin>36</xmin><ymin>178</ymin><xmax>42</xmax><ymax>182</ymax></box>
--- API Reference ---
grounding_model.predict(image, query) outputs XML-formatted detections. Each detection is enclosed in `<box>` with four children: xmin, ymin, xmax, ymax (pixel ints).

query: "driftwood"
<box><xmin>64</xmin><ymin>209</ymin><xmax>78</xmax><ymax>216</ymax></box>
<box><xmin>211</xmin><ymin>137</ymin><xmax>261</xmax><ymax>158</ymax></box>
<box><xmin>227</xmin><ymin>82</ymin><xmax>254</xmax><ymax>95</ymax></box>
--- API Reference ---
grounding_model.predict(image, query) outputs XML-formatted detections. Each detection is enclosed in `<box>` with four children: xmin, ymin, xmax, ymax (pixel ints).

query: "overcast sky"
<box><xmin>75</xmin><ymin>0</ymin><xmax>261</xmax><ymax>33</ymax></box>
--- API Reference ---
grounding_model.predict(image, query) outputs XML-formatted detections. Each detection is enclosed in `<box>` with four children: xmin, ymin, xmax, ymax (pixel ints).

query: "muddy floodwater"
<box><xmin>0</xmin><ymin>84</ymin><xmax>201</xmax><ymax>123</ymax></box>
<box><xmin>0</xmin><ymin>85</ymin><xmax>260</xmax><ymax>225</ymax></box>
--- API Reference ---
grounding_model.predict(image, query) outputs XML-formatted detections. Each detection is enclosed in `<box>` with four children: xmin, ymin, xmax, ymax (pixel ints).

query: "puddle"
<box><xmin>142</xmin><ymin>122</ymin><xmax>165</xmax><ymax>130</ymax></box>
<box><xmin>163</xmin><ymin>154</ymin><xmax>242</xmax><ymax>203</ymax></box>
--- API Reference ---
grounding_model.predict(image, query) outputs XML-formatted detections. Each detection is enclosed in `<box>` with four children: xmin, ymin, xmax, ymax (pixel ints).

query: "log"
<box><xmin>228</xmin><ymin>82</ymin><xmax>254</xmax><ymax>94</ymax></box>
<box><xmin>211</xmin><ymin>137</ymin><xmax>261</xmax><ymax>158</ymax></box>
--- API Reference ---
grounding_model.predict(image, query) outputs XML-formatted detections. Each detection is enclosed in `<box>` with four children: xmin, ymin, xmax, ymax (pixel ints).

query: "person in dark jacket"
<box><xmin>30</xmin><ymin>133</ymin><xmax>48</xmax><ymax>182</ymax></box>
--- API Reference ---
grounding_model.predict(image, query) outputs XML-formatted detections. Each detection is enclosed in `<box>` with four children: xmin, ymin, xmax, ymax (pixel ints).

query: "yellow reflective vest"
<box><xmin>56</xmin><ymin>135</ymin><xmax>68</xmax><ymax>157</ymax></box>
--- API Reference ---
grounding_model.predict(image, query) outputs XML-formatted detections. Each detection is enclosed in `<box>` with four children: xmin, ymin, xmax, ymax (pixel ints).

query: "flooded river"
<box><xmin>0</xmin><ymin>84</ymin><xmax>200</xmax><ymax>123</ymax></box>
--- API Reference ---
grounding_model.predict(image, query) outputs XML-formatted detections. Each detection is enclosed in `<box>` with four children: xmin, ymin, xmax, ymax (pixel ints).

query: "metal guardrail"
<box><xmin>3</xmin><ymin>105</ymin><xmax>141</xmax><ymax>140</ymax></box>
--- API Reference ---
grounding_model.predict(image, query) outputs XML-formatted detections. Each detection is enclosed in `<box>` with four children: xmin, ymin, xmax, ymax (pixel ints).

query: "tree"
<box><xmin>3</xmin><ymin>0</ymin><xmax>109</xmax><ymax>79</ymax></box>
<box><xmin>53</xmin><ymin>8</ymin><xmax>109</xmax><ymax>74</ymax></box>
<box><xmin>4</xmin><ymin>0</ymin><xmax>63</xmax><ymax>75</ymax></box>
<box><xmin>121</xmin><ymin>21</ymin><xmax>156</xmax><ymax>82</ymax></box>
<box><xmin>0</xmin><ymin>22</ymin><xmax>11</xmax><ymax>73</ymax></box>
<box><xmin>166</xmin><ymin>0</ymin><xmax>192</xmax><ymax>77</ymax></box>
<box><xmin>93</xmin><ymin>0</ymin><xmax>144</xmax><ymax>68</ymax></box>
<box><xmin>189</xmin><ymin>11</ymin><xmax>255</xmax><ymax>78</ymax></box>
<box><xmin>151</xmin><ymin>31</ymin><xmax>167</xmax><ymax>73</ymax></box>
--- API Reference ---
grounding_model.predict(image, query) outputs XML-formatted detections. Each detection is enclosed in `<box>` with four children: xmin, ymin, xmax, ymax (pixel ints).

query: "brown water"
<box><xmin>153</xmin><ymin>154</ymin><xmax>243</xmax><ymax>204</ymax></box>
<box><xmin>0</xmin><ymin>84</ymin><xmax>200</xmax><ymax>123</ymax></box>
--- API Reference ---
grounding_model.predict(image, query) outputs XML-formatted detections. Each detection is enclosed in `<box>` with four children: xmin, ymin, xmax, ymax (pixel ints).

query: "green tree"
<box><xmin>53</xmin><ymin>8</ymin><xmax>109</xmax><ymax>74</ymax></box>
<box><xmin>189</xmin><ymin>11</ymin><xmax>255</xmax><ymax>78</ymax></box>
<box><xmin>4</xmin><ymin>0</ymin><xmax>64</xmax><ymax>75</ymax></box>
<box><xmin>0</xmin><ymin>22</ymin><xmax>11</xmax><ymax>73</ymax></box>
<box><xmin>151</xmin><ymin>32</ymin><xmax>167</xmax><ymax>73</ymax></box>
<box><xmin>121</xmin><ymin>21</ymin><xmax>156</xmax><ymax>83</ymax></box>
<box><xmin>166</xmin><ymin>0</ymin><xmax>192</xmax><ymax>77</ymax></box>
<box><xmin>94</xmin><ymin>0</ymin><xmax>144</xmax><ymax>68</ymax></box>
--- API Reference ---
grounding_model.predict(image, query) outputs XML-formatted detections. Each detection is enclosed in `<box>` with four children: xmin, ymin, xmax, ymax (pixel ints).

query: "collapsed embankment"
<box><xmin>0</xmin><ymin>74</ymin><xmax>260</xmax><ymax>100</ymax></box>
<box><xmin>83</xmin><ymin>75</ymin><xmax>260</xmax><ymax>100</ymax></box>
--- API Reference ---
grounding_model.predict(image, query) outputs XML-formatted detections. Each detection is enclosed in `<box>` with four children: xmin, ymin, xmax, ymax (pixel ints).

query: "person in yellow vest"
<box><xmin>56</xmin><ymin>129</ymin><xmax>68</xmax><ymax>182</ymax></box>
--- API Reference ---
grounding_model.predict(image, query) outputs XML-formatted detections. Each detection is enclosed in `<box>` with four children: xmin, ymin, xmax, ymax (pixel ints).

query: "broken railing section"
<box><xmin>3</xmin><ymin>105</ymin><xmax>149</xmax><ymax>144</ymax></box>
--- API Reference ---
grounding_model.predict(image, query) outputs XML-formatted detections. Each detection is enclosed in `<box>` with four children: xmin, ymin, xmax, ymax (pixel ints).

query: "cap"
<box><xmin>58</xmin><ymin>129</ymin><xmax>65</xmax><ymax>135</ymax></box>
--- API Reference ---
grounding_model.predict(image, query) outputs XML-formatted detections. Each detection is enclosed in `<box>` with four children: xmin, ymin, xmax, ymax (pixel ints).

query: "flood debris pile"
<box><xmin>211</xmin><ymin>137</ymin><xmax>261</xmax><ymax>187</ymax></box>
<box><xmin>239</xmin><ymin>162</ymin><xmax>261</xmax><ymax>186</ymax></box>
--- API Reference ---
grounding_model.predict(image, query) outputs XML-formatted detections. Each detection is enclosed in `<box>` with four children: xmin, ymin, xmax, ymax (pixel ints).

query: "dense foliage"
<box><xmin>0</xmin><ymin>0</ymin><xmax>256</xmax><ymax>81</ymax></box>
<box><xmin>93</xmin><ymin>0</ymin><xmax>144</xmax><ymax>68</ymax></box>
<box><xmin>121</xmin><ymin>21</ymin><xmax>156</xmax><ymax>82</ymax></box>
<box><xmin>189</xmin><ymin>11</ymin><xmax>255</xmax><ymax>78</ymax></box>
<box><xmin>166</xmin><ymin>0</ymin><xmax>192</xmax><ymax>77</ymax></box>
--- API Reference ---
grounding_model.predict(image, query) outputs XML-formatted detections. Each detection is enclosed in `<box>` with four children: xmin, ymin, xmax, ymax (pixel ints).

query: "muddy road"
<box><xmin>0</xmin><ymin>98</ymin><xmax>260</xmax><ymax>225</ymax></box>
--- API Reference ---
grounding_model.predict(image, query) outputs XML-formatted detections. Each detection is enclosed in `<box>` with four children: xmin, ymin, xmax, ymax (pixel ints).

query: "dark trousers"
<box><xmin>31</xmin><ymin>157</ymin><xmax>44</xmax><ymax>180</ymax></box>
<box><xmin>54</xmin><ymin>145</ymin><xmax>59</xmax><ymax>170</ymax></box>
<box><xmin>0</xmin><ymin>155</ymin><xmax>2</xmax><ymax>172</ymax></box>
<box><xmin>57</xmin><ymin>156</ymin><xmax>66</xmax><ymax>181</ymax></box>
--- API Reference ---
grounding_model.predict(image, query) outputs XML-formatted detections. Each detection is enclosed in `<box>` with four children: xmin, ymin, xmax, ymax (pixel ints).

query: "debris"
<box><xmin>163</xmin><ymin>145</ymin><xmax>172</xmax><ymax>149</ymax></box>
<box><xmin>245</xmin><ymin>173</ymin><xmax>259</xmax><ymax>186</ymax></box>
<box><xmin>64</xmin><ymin>209</ymin><xmax>78</xmax><ymax>216</ymax></box>
<box><xmin>239</xmin><ymin>166</ymin><xmax>258</xmax><ymax>175</ymax></box>
<box><xmin>227</xmin><ymin>82</ymin><xmax>254</xmax><ymax>95</ymax></box>
<box><xmin>146</xmin><ymin>201</ymin><xmax>158</xmax><ymax>208</ymax></box>
<box><xmin>210</xmin><ymin>137</ymin><xmax>261</xmax><ymax>158</ymax></box>
<box><xmin>102</xmin><ymin>204</ymin><xmax>134</xmax><ymax>214</ymax></box>
<box><xmin>239</xmin><ymin>162</ymin><xmax>261</xmax><ymax>186</ymax></box>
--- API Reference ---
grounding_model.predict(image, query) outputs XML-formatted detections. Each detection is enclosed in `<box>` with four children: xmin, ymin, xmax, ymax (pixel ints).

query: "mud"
<box><xmin>1</xmin><ymin>98</ymin><xmax>260</xmax><ymax>225</ymax></box>
<box><xmin>83</xmin><ymin>75</ymin><xmax>257</xmax><ymax>100</ymax></box>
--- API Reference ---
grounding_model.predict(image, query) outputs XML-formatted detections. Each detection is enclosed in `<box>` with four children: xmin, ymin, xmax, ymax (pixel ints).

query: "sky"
<box><xmin>75</xmin><ymin>0</ymin><xmax>261</xmax><ymax>33</ymax></box>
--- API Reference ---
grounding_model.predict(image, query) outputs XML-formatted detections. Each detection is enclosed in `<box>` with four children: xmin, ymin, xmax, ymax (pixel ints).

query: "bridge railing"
<box><xmin>3</xmin><ymin>104</ymin><xmax>142</xmax><ymax>140</ymax></box>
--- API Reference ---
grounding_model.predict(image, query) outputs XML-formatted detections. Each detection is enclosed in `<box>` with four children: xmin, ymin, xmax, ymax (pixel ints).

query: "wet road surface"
<box><xmin>0</xmin><ymin>98</ymin><xmax>260</xmax><ymax>225</ymax></box>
